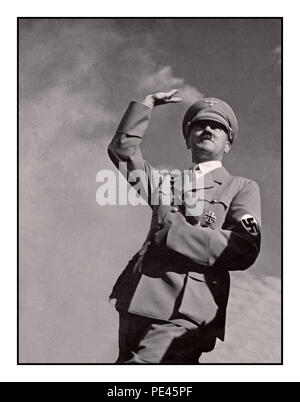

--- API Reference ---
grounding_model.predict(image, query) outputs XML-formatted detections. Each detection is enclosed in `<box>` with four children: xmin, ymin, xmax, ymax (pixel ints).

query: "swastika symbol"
<box><xmin>241</xmin><ymin>214</ymin><xmax>259</xmax><ymax>236</ymax></box>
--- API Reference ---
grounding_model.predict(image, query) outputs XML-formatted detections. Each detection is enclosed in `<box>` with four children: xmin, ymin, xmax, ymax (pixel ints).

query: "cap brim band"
<box><xmin>191</xmin><ymin>112</ymin><xmax>230</xmax><ymax>133</ymax></box>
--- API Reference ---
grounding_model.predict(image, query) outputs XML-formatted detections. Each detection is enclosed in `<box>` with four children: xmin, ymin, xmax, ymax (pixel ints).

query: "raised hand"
<box><xmin>142</xmin><ymin>89</ymin><xmax>183</xmax><ymax>108</ymax></box>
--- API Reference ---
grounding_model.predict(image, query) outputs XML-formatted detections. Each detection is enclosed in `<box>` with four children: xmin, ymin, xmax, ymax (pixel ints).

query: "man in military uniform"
<box><xmin>108</xmin><ymin>89</ymin><xmax>261</xmax><ymax>364</ymax></box>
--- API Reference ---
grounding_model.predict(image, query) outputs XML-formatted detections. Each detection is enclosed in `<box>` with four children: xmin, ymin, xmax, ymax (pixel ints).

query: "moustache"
<box><xmin>199</xmin><ymin>131</ymin><xmax>214</xmax><ymax>141</ymax></box>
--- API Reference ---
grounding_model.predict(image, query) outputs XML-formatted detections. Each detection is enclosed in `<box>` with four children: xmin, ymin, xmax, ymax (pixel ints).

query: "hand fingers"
<box><xmin>164</xmin><ymin>89</ymin><xmax>182</xmax><ymax>103</ymax></box>
<box><xmin>151</xmin><ymin>89</ymin><xmax>183</xmax><ymax>105</ymax></box>
<box><xmin>166</xmin><ymin>89</ymin><xmax>178</xmax><ymax>98</ymax></box>
<box><xmin>167</xmin><ymin>97</ymin><xmax>183</xmax><ymax>103</ymax></box>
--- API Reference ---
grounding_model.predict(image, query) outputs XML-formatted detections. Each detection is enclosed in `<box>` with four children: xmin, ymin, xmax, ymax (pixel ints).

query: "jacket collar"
<box><xmin>191</xmin><ymin>160</ymin><xmax>222</xmax><ymax>175</ymax></box>
<box><xmin>210</xmin><ymin>166</ymin><xmax>231</xmax><ymax>185</ymax></box>
<box><xmin>182</xmin><ymin>166</ymin><xmax>231</xmax><ymax>191</ymax></box>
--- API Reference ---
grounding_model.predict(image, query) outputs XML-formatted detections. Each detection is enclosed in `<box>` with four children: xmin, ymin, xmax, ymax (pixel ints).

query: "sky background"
<box><xmin>19</xmin><ymin>18</ymin><xmax>281</xmax><ymax>363</ymax></box>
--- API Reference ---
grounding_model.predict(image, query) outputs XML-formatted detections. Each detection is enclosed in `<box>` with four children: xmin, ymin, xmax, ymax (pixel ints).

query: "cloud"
<box><xmin>138</xmin><ymin>65</ymin><xmax>204</xmax><ymax>103</ymax></box>
<box><xmin>19</xmin><ymin>19</ymin><xmax>204</xmax><ymax>233</ymax></box>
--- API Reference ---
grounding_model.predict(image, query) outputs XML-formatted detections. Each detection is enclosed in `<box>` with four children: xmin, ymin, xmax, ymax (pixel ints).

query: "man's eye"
<box><xmin>194</xmin><ymin>124</ymin><xmax>205</xmax><ymax>130</ymax></box>
<box><xmin>192</xmin><ymin>121</ymin><xmax>226</xmax><ymax>132</ymax></box>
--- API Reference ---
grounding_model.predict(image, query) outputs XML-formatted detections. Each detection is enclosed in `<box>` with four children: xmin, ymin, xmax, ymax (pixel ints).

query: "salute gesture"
<box><xmin>142</xmin><ymin>89</ymin><xmax>183</xmax><ymax>108</ymax></box>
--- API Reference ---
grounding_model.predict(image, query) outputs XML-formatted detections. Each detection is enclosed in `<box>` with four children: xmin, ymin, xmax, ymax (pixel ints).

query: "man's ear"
<box><xmin>224</xmin><ymin>140</ymin><xmax>231</xmax><ymax>154</ymax></box>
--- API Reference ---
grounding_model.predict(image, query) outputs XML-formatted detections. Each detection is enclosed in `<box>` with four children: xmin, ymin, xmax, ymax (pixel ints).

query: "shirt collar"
<box><xmin>190</xmin><ymin>160</ymin><xmax>222</xmax><ymax>175</ymax></box>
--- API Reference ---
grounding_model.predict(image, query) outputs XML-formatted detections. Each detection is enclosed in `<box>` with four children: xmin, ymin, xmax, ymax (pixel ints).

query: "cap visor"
<box><xmin>191</xmin><ymin>112</ymin><xmax>230</xmax><ymax>131</ymax></box>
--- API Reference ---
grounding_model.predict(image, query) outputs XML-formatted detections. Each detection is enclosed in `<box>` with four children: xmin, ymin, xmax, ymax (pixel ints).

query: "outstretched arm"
<box><xmin>107</xmin><ymin>90</ymin><xmax>182</xmax><ymax>204</ymax></box>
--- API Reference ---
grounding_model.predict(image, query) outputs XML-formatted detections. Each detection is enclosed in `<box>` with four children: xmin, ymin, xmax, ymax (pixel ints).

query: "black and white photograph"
<box><xmin>18</xmin><ymin>17</ymin><xmax>282</xmax><ymax>365</ymax></box>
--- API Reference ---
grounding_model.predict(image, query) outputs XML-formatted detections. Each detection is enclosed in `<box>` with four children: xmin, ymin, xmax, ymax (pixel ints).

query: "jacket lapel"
<box><xmin>172</xmin><ymin>166</ymin><xmax>231</xmax><ymax>209</ymax></box>
<box><xmin>211</xmin><ymin>166</ymin><xmax>231</xmax><ymax>185</ymax></box>
<box><xmin>182</xmin><ymin>167</ymin><xmax>231</xmax><ymax>224</ymax></box>
<box><xmin>182</xmin><ymin>166</ymin><xmax>230</xmax><ymax>193</ymax></box>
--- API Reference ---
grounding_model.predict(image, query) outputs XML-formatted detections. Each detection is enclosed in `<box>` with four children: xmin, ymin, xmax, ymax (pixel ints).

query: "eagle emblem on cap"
<box><xmin>203</xmin><ymin>100</ymin><xmax>218</xmax><ymax>107</ymax></box>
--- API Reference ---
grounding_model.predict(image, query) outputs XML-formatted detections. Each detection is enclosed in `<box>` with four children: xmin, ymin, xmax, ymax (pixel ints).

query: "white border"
<box><xmin>1</xmin><ymin>0</ymin><xmax>298</xmax><ymax>382</ymax></box>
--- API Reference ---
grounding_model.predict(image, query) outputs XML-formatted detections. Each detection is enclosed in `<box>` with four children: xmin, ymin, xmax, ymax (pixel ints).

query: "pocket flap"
<box><xmin>188</xmin><ymin>272</ymin><xmax>205</xmax><ymax>281</ymax></box>
<box><xmin>211</xmin><ymin>196</ymin><xmax>230</xmax><ymax>209</ymax></box>
<box><xmin>178</xmin><ymin>274</ymin><xmax>218</xmax><ymax>325</ymax></box>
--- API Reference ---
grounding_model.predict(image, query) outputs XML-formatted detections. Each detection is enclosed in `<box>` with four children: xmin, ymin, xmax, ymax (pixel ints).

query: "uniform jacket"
<box><xmin>108</xmin><ymin>101</ymin><xmax>261</xmax><ymax>340</ymax></box>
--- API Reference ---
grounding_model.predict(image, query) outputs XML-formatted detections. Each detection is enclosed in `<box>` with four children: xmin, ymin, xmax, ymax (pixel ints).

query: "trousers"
<box><xmin>116</xmin><ymin>311</ymin><xmax>217</xmax><ymax>364</ymax></box>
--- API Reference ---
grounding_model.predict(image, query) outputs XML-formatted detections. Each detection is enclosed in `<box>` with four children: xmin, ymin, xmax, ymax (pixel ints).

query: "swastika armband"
<box><xmin>240</xmin><ymin>214</ymin><xmax>260</xmax><ymax>236</ymax></box>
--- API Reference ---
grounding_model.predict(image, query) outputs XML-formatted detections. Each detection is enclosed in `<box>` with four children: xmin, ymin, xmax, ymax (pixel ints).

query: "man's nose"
<box><xmin>204</xmin><ymin>124</ymin><xmax>213</xmax><ymax>132</ymax></box>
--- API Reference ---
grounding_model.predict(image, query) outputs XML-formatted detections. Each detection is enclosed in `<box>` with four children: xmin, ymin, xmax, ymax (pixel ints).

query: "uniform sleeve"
<box><xmin>165</xmin><ymin>180</ymin><xmax>261</xmax><ymax>271</ymax></box>
<box><xmin>107</xmin><ymin>101</ymin><xmax>158</xmax><ymax>205</ymax></box>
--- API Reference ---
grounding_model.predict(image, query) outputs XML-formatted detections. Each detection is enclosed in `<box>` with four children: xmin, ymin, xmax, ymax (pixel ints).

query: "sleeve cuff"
<box><xmin>116</xmin><ymin>101</ymin><xmax>153</xmax><ymax>138</ymax></box>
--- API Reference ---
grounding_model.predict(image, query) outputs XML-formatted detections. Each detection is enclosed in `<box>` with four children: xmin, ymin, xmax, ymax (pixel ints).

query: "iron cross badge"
<box><xmin>205</xmin><ymin>211</ymin><xmax>217</xmax><ymax>225</ymax></box>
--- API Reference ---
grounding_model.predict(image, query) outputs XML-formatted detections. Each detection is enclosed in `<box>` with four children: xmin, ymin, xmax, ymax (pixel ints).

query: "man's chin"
<box><xmin>199</xmin><ymin>138</ymin><xmax>214</xmax><ymax>142</ymax></box>
<box><xmin>194</xmin><ymin>143</ymin><xmax>214</xmax><ymax>153</ymax></box>
<box><xmin>192</xmin><ymin>148</ymin><xmax>215</xmax><ymax>161</ymax></box>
